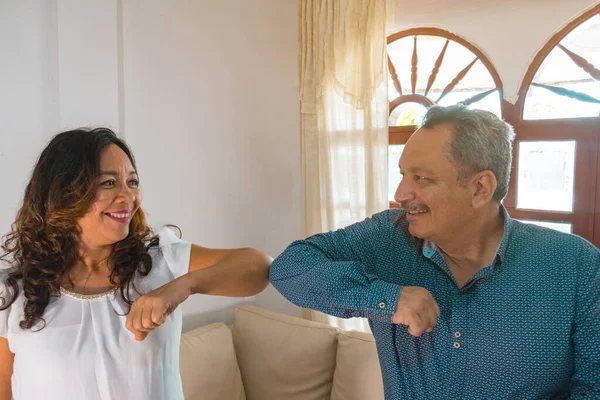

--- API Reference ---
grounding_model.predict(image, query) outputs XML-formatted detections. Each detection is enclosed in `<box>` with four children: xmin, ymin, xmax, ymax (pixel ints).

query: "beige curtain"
<box><xmin>299</xmin><ymin>0</ymin><xmax>389</xmax><ymax>332</ymax></box>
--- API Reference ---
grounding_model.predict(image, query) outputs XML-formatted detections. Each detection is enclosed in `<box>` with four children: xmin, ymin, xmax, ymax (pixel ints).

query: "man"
<box><xmin>270</xmin><ymin>105</ymin><xmax>600</xmax><ymax>399</ymax></box>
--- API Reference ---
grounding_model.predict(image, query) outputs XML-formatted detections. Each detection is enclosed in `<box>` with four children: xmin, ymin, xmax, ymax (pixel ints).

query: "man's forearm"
<box><xmin>270</xmin><ymin>241</ymin><xmax>401</xmax><ymax>323</ymax></box>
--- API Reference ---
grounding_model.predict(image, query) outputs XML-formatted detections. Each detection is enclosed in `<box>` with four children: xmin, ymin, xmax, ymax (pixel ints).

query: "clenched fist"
<box><xmin>392</xmin><ymin>286</ymin><xmax>440</xmax><ymax>337</ymax></box>
<box><xmin>126</xmin><ymin>277</ymin><xmax>191</xmax><ymax>341</ymax></box>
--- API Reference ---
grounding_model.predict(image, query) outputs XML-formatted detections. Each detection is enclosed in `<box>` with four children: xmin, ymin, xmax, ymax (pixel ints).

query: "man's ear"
<box><xmin>471</xmin><ymin>170</ymin><xmax>497</xmax><ymax>208</ymax></box>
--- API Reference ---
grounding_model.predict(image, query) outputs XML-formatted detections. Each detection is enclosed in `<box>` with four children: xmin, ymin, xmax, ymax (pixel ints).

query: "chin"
<box><xmin>408</xmin><ymin>224</ymin><xmax>421</xmax><ymax>238</ymax></box>
<box><xmin>108</xmin><ymin>229</ymin><xmax>130</xmax><ymax>244</ymax></box>
<box><xmin>408</xmin><ymin>224</ymin><xmax>430</xmax><ymax>241</ymax></box>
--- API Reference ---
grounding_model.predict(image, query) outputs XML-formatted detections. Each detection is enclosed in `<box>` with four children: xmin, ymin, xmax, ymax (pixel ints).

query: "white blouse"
<box><xmin>0</xmin><ymin>227</ymin><xmax>191</xmax><ymax>400</ymax></box>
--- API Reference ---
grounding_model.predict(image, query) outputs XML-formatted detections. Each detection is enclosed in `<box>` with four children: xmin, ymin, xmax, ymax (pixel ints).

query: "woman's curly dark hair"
<box><xmin>0</xmin><ymin>128</ymin><xmax>158</xmax><ymax>330</ymax></box>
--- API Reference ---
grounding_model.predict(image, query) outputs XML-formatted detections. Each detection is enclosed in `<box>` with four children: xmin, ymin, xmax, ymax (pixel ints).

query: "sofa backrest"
<box><xmin>232</xmin><ymin>305</ymin><xmax>339</xmax><ymax>400</ymax></box>
<box><xmin>330</xmin><ymin>329</ymin><xmax>385</xmax><ymax>400</ymax></box>
<box><xmin>180</xmin><ymin>322</ymin><xmax>246</xmax><ymax>400</ymax></box>
<box><xmin>180</xmin><ymin>305</ymin><xmax>385</xmax><ymax>400</ymax></box>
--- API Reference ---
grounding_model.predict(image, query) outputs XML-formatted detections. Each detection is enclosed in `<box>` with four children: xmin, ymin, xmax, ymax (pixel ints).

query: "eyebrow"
<box><xmin>98</xmin><ymin>171</ymin><xmax>138</xmax><ymax>177</ymax></box>
<box><xmin>399</xmin><ymin>165</ymin><xmax>437</xmax><ymax>177</ymax></box>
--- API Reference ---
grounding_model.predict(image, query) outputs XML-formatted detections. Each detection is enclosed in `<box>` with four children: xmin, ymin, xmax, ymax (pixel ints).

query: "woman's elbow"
<box><xmin>242</xmin><ymin>248</ymin><xmax>272</xmax><ymax>295</ymax></box>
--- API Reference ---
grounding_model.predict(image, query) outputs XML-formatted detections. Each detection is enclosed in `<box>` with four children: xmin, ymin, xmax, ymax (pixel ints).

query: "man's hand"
<box><xmin>125</xmin><ymin>277</ymin><xmax>191</xmax><ymax>341</ymax></box>
<box><xmin>392</xmin><ymin>286</ymin><xmax>440</xmax><ymax>337</ymax></box>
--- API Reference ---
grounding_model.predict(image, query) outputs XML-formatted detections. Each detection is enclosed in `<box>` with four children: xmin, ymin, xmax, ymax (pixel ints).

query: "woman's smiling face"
<box><xmin>77</xmin><ymin>144</ymin><xmax>142</xmax><ymax>248</ymax></box>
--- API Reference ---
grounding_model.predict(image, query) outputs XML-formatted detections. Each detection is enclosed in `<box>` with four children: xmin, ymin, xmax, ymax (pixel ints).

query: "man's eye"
<box><xmin>415</xmin><ymin>175</ymin><xmax>427</xmax><ymax>181</ymax></box>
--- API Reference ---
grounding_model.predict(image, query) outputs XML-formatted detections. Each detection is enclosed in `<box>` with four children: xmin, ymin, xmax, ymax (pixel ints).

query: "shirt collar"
<box><xmin>422</xmin><ymin>205</ymin><xmax>513</xmax><ymax>265</ymax></box>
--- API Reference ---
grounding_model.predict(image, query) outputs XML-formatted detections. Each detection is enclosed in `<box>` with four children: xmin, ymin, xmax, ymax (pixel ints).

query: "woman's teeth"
<box><xmin>108</xmin><ymin>212</ymin><xmax>130</xmax><ymax>218</ymax></box>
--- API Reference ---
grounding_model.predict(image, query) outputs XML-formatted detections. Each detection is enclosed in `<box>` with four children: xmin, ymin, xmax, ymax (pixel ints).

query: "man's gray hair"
<box><xmin>420</xmin><ymin>104</ymin><xmax>516</xmax><ymax>202</ymax></box>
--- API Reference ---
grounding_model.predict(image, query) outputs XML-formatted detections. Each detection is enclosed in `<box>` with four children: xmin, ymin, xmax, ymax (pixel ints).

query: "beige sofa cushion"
<box><xmin>331</xmin><ymin>330</ymin><xmax>384</xmax><ymax>400</ymax></box>
<box><xmin>180</xmin><ymin>323</ymin><xmax>246</xmax><ymax>400</ymax></box>
<box><xmin>232</xmin><ymin>305</ymin><xmax>338</xmax><ymax>400</ymax></box>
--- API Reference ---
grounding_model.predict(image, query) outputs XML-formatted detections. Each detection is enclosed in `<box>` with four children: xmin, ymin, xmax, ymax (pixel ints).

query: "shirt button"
<box><xmin>454</xmin><ymin>331</ymin><xmax>462</xmax><ymax>338</ymax></box>
<box><xmin>453</xmin><ymin>342</ymin><xmax>461</xmax><ymax>349</ymax></box>
<box><xmin>378</xmin><ymin>301</ymin><xmax>386</xmax><ymax>309</ymax></box>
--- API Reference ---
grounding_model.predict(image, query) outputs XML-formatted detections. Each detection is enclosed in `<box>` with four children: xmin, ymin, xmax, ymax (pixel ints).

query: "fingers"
<box><xmin>151</xmin><ymin>306</ymin><xmax>167</xmax><ymax>326</ymax></box>
<box><xmin>433</xmin><ymin>300</ymin><xmax>441</xmax><ymax>319</ymax></box>
<box><xmin>407</xmin><ymin>312</ymin><xmax>437</xmax><ymax>337</ymax></box>
<box><xmin>393</xmin><ymin>286</ymin><xmax>441</xmax><ymax>337</ymax></box>
<box><xmin>126</xmin><ymin>297</ymin><xmax>168</xmax><ymax>342</ymax></box>
<box><xmin>422</xmin><ymin>299</ymin><xmax>440</xmax><ymax>331</ymax></box>
<box><xmin>406</xmin><ymin>310</ymin><xmax>438</xmax><ymax>337</ymax></box>
<box><xmin>141</xmin><ymin>307</ymin><xmax>159</xmax><ymax>330</ymax></box>
<box><xmin>407</xmin><ymin>314</ymin><xmax>427</xmax><ymax>337</ymax></box>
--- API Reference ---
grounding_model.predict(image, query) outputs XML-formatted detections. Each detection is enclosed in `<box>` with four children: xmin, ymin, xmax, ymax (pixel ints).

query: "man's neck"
<box><xmin>435</xmin><ymin>205</ymin><xmax>505</xmax><ymax>269</ymax></box>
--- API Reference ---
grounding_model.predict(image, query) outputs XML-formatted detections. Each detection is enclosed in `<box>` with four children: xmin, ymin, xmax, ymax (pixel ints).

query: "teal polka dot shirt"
<box><xmin>270</xmin><ymin>208</ymin><xmax>600</xmax><ymax>399</ymax></box>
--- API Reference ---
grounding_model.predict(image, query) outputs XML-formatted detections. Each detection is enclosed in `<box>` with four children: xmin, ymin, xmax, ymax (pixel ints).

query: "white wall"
<box><xmin>387</xmin><ymin>0</ymin><xmax>599</xmax><ymax>103</ymax></box>
<box><xmin>0</xmin><ymin>1</ymin><xmax>57</xmax><ymax>229</ymax></box>
<box><xmin>0</xmin><ymin>0</ymin><xmax>125</xmax><ymax>231</ymax></box>
<box><xmin>120</xmin><ymin>0</ymin><xmax>303</xmax><ymax>328</ymax></box>
<box><xmin>0</xmin><ymin>0</ymin><xmax>302</xmax><ymax>331</ymax></box>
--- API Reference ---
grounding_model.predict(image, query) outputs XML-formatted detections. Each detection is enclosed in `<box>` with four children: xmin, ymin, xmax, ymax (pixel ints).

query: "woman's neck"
<box><xmin>61</xmin><ymin>242</ymin><xmax>116</xmax><ymax>294</ymax></box>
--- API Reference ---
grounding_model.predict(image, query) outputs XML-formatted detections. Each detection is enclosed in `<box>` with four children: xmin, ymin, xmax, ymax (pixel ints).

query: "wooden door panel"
<box><xmin>505</xmin><ymin>121</ymin><xmax>597</xmax><ymax>242</ymax></box>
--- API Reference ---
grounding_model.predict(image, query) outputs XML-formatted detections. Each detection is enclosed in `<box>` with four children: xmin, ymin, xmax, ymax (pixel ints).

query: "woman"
<box><xmin>0</xmin><ymin>128</ymin><xmax>272</xmax><ymax>400</ymax></box>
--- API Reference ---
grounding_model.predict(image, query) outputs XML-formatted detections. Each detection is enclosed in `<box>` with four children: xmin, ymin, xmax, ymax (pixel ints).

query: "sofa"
<box><xmin>179</xmin><ymin>305</ymin><xmax>385</xmax><ymax>400</ymax></box>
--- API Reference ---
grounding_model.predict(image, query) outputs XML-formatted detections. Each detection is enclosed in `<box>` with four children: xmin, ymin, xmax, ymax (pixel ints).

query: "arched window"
<box><xmin>386</xmin><ymin>28</ymin><xmax>503</xmax><ymax>205</ymax></box>
<box><xmin>505</xmin><ymin>5</ymin><xmax>600</xmax><ymax>246</ymax></box>
<box><xmin>522</xmin><ymin>14</ymin><xmax>600</xmax><ymax>120</ymax></box>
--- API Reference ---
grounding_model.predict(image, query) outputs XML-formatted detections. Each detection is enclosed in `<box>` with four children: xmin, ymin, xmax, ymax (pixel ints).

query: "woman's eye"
<box><xmin>101</xmin><ymin>179</ymin><xmax>116</xmax><ymax>187</ymax></box>
<box><xmin>128</xmin><ymin>179</ymin><xmax>140</xmax><ymax>187</ymax></box>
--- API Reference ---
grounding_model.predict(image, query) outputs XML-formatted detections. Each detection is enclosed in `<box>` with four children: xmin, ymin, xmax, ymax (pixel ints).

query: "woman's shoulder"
<box><xmin>0</xmin><ymin>271</ymin><xmax>22</xmax><ymax>338</ymax></box>
<box><xmin>0</xmin><ymin>271</ymin><xmax>23</xmax><ymax>305</ymax></box>
<box><xmin>147</xmin><ymin>227</ymin><xmax>192</xmax><ymax>281</ymax></box>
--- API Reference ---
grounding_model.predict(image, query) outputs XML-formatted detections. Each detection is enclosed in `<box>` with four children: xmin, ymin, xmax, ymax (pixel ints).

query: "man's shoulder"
<box><xmin>324</xmin><ymin>209</ymin><xmax>413</xmax><ymax>250</ymax></box>
<box><xmin>509</xmin><ymin>219</ymin><xmax>598</xmax><ymax>259</ymax></box>
<box><xmin>369</xmin><ymin>208</ymin><xmax>406</xmax><ymax>227</ymax></box>
<box><xmin>351</xmin><ymin>209</ymin><xmax>417</xmax><ymax>249</ymax></box>
<box><xmin>350</xmin><ymin>209</ymin><xmax>411</xmax><ymax>238</ymax></box>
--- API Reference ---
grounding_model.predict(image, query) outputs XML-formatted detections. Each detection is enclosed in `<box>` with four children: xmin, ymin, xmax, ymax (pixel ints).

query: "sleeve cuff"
<box><xmin>365</xmin><ymin>280</ymin><xmax>402</xmax><ymax>323</ymax></box>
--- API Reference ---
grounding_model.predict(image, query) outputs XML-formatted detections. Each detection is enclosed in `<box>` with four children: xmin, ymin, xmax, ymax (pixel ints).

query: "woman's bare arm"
<box><xmin>0</xmin><ymin>337</ymin><xmax>14</xmax><ymax>400</ymax></box>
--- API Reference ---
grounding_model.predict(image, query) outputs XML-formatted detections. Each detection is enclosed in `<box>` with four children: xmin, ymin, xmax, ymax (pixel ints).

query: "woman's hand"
<box><xmin>125</xmin><ymin>277</ymin><xmax>191</xmax><ymax>341</ymax></box>
<box><xmin>125</xmin><ymin>246</ymin><xmax>271</xmax><ymax>341</ymax></box>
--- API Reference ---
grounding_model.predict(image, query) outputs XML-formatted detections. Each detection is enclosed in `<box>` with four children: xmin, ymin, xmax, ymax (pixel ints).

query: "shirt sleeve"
<box><xmin>269</xmin><ymin>211</ymin><xmax>402</xmax><ymax>324</ymax></box>
<box><xmin>570</xmin><ymin>241</ymin><xmax>600</xmax><ymax>398</ymax></box>
<box><xmin>0</xmin><ymin>281</ymin><xmax>11</xmax><ymax>339</ymax></box>
<box><xmin>158</xmin><ymin>227</ymin><xmax>192</xmax><ymax>280</ymax></box>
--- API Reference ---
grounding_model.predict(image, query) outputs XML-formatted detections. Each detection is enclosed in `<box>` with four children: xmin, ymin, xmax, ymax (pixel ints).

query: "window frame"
<box><xmin>386</xmin><ymin>15</ymin><xmax>600</xmax><ymax>247</ymax></box>
<box><xmin>387</xmin><ymin>27</ymin><xmax>504</xmax><ymax>208</ymax></box>
<box><xmin>503</xmin><ymin>5</ymin><xmax>600</xmax><ymax>246</ymax></box>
